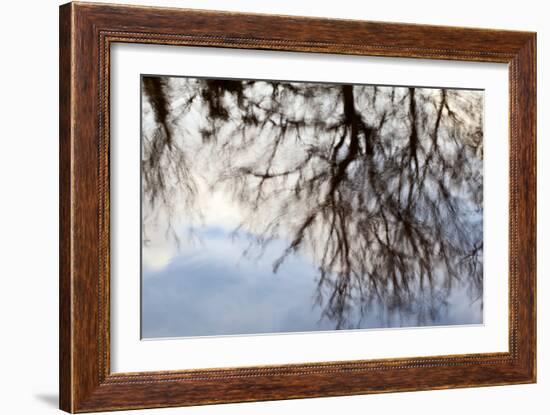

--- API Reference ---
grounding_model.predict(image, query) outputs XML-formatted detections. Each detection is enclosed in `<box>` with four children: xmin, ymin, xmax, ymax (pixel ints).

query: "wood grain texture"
<box><xmin>59</xmin><ymin>2</ymin><xmax>536</xmax><ymax>412</ymax></box>
<box><xmin>59</xmin><ymin>3</ymin><xmax>73</xmax><ymax>411</ymax></box>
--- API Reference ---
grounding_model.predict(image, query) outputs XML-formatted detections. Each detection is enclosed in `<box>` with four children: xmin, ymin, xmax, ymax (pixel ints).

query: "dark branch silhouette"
<box><xmin>142</xmin><ymin>76</ymin><xmax>484</xmax><ymax>329</ymax></box>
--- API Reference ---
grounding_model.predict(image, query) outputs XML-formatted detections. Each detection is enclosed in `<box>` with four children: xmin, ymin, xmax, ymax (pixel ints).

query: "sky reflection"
<box><xmin>141</xmin><ymin>75</ymin><xmax>484</xmax><ymax>338</ymax></box>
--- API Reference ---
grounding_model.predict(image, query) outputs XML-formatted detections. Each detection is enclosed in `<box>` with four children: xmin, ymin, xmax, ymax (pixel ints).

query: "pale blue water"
<box><xmin>141</xmin><ymin>225</ymin><xmax>482</xmax><ymax>338</ymax></box>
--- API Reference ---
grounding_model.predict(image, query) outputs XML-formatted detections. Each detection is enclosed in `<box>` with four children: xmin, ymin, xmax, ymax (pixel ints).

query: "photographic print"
<box><xmin>141</xmin><ymin>75</ymin><xmax>484</xmax><ymax>338</ymax></box>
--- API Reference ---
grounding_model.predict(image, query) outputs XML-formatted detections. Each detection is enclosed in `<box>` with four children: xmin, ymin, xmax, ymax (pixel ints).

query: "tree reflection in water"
<box><xmin>141</xmin><ymin>75</ymin><xmax>483</xmax><ymax>331</ymax></box>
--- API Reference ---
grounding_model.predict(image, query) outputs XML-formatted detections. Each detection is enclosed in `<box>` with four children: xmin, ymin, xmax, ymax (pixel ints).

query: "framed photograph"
<box><xmin>59</xmin><ymin>2</ymin><xmax>536</xmax><ymax>412</ymax></box>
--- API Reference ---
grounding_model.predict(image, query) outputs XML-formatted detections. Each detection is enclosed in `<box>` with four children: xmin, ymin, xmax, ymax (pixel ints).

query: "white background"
<box><xmin>0</xmin><ymin>0</ymin><xmax>547</xmax><ymax>414</ymax></box>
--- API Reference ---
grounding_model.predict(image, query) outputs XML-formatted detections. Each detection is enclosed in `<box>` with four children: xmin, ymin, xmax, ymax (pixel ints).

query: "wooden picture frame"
<box><xmin>59</xmin><ymin>2</ymin><xmax>536</xmax><ymax>412</ymax></box>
